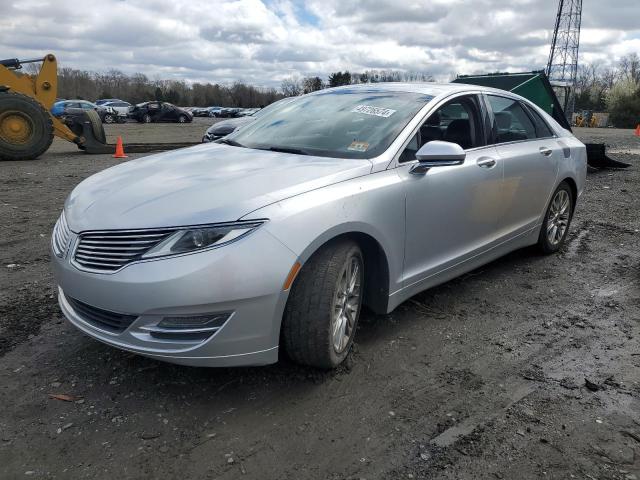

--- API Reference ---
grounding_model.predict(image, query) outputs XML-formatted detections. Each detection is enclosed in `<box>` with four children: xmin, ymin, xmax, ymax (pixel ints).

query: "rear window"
<box><xmin>487</xmin><ymin>95</ymin><xmax>537</xmax><ymax>144</ymax></box>
<box><xmin>524</xmin><ymin>104</ymin><xmax>554</xmax><ymax>138</ymax></box>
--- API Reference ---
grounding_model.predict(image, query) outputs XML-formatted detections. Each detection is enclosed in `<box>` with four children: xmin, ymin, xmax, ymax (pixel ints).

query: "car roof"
<box><xmin>312</xmin><ymin>82</ymin><xmax>521</xmax><ymax>99</ymax></box>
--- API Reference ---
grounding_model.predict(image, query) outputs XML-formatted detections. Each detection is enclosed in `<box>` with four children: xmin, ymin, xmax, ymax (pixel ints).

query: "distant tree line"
<box><xmin>51</xmin><ymin>66</ymin><xmax>435</xmax><ymax>107</ymax></box>
<box><xmin>46</xmin><ymin>57</ymin><xmax>640</xmax><ymax>128</ymax></box>
<box><xmin>54</xmin><ymin>67</ymin><xmax>283</xmax><ymax>107</ymax></box>
<box><xmin>574</xmin><ymin>53</ymin><xmax>640</xmax><ymax>128</ymax></box>
<box><xmin>281</xmin><ymin>69</ymin><xmax>435</xmax><ymax>96</ymax></box>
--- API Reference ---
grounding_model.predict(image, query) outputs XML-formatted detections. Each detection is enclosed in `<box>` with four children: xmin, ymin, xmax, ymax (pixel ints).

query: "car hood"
<box><xmin>65</xmin><ymin>143</ymin><xmax>372</xmax><ymax>232</ymax></box>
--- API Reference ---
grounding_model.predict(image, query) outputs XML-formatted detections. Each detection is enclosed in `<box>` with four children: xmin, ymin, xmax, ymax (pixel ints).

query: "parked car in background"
<box><xmin>217</xmin><ymin>107</ymin><xmax>241</xmax><ymax>118</ymax></box>
<box><xmin>99</xmin><ymin>100</ymin><xmax>132</xmax><ymax>118</ymax></box>
<box><xmin>128</xmin><ymin>102</ymin><xmax>193</xmax><ymax>123</ymax></box>
<box><xmin>207</xmin><ymin>107</ymin><xmax>223</xmax><ymax>117</ymax></box>
<box><xmin>202</xmin><ymin>116</ymin><xmax>255</xmax><ymax>143</ymax></box>
<box><xmin>51</xmin><ymin>83</ymin><xmax>587</xmax><ymax>369</ymax></box>
<box><xmin>95</xmin><ymin>98</ymin><xmax>125</xmax><ymax>106</ymax></box>
<box><xmin>238</xmin><ymin>108</ymin><xmax>260</xmax><ymax>117</ymax></box>
<box><xmin>191</xmin><ymin>107</ymin><xmax>209</xmax><ymax>117</ymax></box>
<box><xmin>51</xmin><ymin>100</ymin><xmax>119</xmax><ymax>124</ymax></box>
<box><xmin>202</xmin><ymin>98</ymin><xmax>292</xmax><ymax>143</ymax></box>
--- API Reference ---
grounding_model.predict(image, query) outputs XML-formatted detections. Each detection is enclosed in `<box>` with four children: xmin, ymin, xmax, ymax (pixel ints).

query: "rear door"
<box><xmin>160</xmin><ymin>103</ymin><xmax>178</xmax><ymax>122</ymax></box>
<box><xmin>485</xmin><ymin>94</ymin><xmax>560</xmax><ymax>238</ymax></box>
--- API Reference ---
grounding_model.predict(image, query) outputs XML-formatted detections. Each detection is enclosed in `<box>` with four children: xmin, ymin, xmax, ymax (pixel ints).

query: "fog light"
<box><xmin>157</xmin><ymin>314</ymin><xmax>230</xmax><ymax>330</ymax></box>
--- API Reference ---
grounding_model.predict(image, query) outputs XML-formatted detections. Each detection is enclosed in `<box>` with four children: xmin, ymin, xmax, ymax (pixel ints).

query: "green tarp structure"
<box><xmin>451</xmin><ymin>70</ymin><xmax>630</xmax><ymax>170</ymax></box>
<box><xmin>452</xmin><ymin>71</ymin><xmax>572</xmax><ymax>131</ymax></box>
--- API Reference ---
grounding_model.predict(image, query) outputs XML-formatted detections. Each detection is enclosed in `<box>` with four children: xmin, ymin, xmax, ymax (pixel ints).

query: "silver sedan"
<box><xmin>51</xmin><ymin>83</ymin><xmax>587</xmax><ymax>369</ymax></box>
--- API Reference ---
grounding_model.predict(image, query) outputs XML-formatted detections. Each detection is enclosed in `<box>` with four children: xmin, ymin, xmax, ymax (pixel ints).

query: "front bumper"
<box><xmin>52</xmin><ymin>228</ymin><xmax>297</xmax><ymax>367</ymax></box>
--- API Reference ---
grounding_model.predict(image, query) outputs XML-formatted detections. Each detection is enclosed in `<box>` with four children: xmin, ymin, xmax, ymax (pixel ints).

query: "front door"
<box><xmin>400</xmin><ymin>94</ymin><xmax>504</xmax><ymax>288</ymax></box>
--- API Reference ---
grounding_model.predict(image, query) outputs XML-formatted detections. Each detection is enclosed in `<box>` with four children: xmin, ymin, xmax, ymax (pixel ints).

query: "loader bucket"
<box><xmin>63</xmin><ymin>108</ymin><xmax>113</xmax><ymax>154</ymax></box>
<box><xmin>584</xmin><ymin>143</ymin><xmax>630</xmax><ymax>169</ymax></box>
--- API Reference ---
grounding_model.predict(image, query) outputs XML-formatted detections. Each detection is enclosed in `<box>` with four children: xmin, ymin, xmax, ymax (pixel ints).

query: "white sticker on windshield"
<box><xmin>351</xmin><ymin>105</ymin><xmax>396</xmax><ymax>118</ymax></box>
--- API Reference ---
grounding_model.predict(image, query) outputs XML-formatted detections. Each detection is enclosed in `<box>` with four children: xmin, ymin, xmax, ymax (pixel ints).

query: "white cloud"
<box><xmin>0</xmin><ymin>0</ymin><xmax>636</xmax><ymax>87</ymax></box>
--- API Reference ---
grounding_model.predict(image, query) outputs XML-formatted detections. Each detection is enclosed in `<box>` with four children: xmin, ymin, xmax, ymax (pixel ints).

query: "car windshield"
<box><xmin>227</xmin><ymin>89</ymin><xmax>434</xmax><ymax>159</ymax></box>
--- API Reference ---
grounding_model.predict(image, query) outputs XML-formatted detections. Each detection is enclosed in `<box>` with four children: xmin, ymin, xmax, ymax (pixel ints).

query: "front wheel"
<box><xmin>538</xmin><ymin>182</ymin><xmax>574</xmax><ymax>254</ymax></box>
<box><xmin>0</xmin><ymin>92</ymin><xmax>54</xmax><ymax>161</ymax></box>
<box><xmin>282</xmin><ymin>240</ymin><xmax>363</xmax><ymax>369</ymax></box>
<box><xmin>178</xmin><ymin>115</ymin><xmax>187</xmax><ymax>123</ymax></box>
<box><xmin>142</xmin><ymin>113</ymin><xmax>152</xmax><ymax>123</ymax></box>
<box><xmin>103</xmin><ymin>113</ymin><xmax>115</xmax><ymax>124</ymax></box>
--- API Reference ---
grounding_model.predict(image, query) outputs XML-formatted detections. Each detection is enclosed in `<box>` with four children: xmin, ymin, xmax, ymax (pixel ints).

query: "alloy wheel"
<box><xmin>546</xmin><ymin>189</ymin><xmax>571</xmax><ymax>246</ymax></box>
<box><xmin>331</xmin><ymin>255</ymin><xmax>362</xmax><ymax>354</ymax></box>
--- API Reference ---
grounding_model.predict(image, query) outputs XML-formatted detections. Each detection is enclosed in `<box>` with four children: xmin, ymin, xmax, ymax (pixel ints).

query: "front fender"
<box><xmin>241</xmin><ymin>169</ymin><xmax>407</xmax><ymax>296</ymax></box>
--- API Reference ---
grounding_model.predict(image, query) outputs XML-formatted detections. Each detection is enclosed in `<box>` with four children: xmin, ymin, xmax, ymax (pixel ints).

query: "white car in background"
<box><xmin>100</xmin><ymin>101</ymin><xmax>132</xmax><ymax>118</ymax></box>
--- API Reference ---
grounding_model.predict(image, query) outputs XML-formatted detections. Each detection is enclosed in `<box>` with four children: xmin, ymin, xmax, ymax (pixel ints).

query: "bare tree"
<box><xmin>302</xmin><ymin>76</ymin><xmax>324</xmax><ymax>94</ymax></box>
<box><xmin>618</xmin><ymin>53</ymin><xmax>640</xmax><ymax>83</ymax></box>
<box><xmin>281</xmin><ymin>76</ymin><xmax>302</xmax><ymax>97</ymax></box>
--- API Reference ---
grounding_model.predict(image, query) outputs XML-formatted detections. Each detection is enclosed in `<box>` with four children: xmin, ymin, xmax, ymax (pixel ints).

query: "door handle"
<box><xmin>539</xmin><ymin>147</ymin><xmax>553</xmax><ymax>157</ymax></box>
<box><xmin>476</xmin><ymin>157</ymin><xmax>497</xmax><ymax>168</ymax></box>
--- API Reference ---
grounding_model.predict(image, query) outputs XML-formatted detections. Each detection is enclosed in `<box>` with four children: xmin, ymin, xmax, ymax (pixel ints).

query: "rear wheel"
<box><xmin>282</xmin><ymin>240</ymin><xmax>364</xmax><ymax>369</ymax></box>
<box><xmin>103</xmin><ymin>113</ymin><xmax>115</xmax><ymax>124</ymax></box>
<box><xmin>538</xmin><ymin>181</ymin><xmax>574</xmax><ymax>253</ymax></box>
<box><xmin>0</xmin><ymin>92</ymin><xmax>54</xmax><ymax>161</ymax></box>
<box><xmin>142</xmin><ymin>113</ymin><xmax>152</xmax><ymax>123</ymax></box>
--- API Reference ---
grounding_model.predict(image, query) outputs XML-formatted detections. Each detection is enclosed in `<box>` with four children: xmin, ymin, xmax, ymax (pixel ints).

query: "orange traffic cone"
<box><xmin>113</xmin><ymin>136</ymin><xmax>128</xmax><ymax>158</ymax></box>
<box><xmin>635</xmin><ymin>124</ymin><xmax>640</xmax><ymax>137</ymax></box>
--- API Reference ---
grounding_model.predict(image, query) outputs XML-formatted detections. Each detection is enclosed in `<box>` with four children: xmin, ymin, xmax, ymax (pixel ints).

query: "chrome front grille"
<box><xmin>73</xmin><ymin>229</ymin><xmax>175</xmax><ymax>272</ymax></box>
<box><xmin>52</xmin><ymin>212</ymin><xmax>71</xmax><ymax>257</ymax></box>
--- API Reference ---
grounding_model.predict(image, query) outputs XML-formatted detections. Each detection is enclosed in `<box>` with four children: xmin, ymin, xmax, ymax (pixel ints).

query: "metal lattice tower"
<box><xmin>546</xmin><ymin>0</ymin><xmax>583</xmax><ymax>120</ymax></box>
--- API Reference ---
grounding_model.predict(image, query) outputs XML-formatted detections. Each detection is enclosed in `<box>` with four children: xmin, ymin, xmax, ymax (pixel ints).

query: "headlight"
<box><xmin>141</xmin><ymin>221</ymin><xmax>265</xmax><ymax>259</ymax></box>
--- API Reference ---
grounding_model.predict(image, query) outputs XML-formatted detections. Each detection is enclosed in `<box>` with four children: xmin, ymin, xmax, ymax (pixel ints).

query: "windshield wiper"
<box><xmin>216</xmin><ymin>138</ymin><xmax>245</xmax><ymax>148</ymax></box>
<box><xmin>265</xmin><ymin>146</ymin><xmax>310</xmax><ymax>156</ymax></box>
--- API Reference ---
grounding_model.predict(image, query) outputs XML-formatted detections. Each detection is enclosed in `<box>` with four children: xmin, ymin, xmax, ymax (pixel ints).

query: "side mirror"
<box><xmin>410</xmin><ymin>140</ymin><xmax>466</xmax><ymax>175</ymax></box>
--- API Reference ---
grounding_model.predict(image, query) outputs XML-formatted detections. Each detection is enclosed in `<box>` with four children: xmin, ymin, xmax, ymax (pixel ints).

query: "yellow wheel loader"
<box><xmin>0</xmin><ymin>54</ymin><xmax>113</xmax><ymax>160</ymax></box>
<box><xmin>0</xmin><ymin>54</ymin><xmax>197</xmax><ymax>161</ymax></box>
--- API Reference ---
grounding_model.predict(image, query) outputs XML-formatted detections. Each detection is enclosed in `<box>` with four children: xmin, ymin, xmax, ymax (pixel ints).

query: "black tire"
<box><xmin>282</xmin><ymin>240</ymin><xmax>364</xmax><ymax>369</ymax></box>
<box><xmin>178</xmin><ymin>115</ymin><xmax>187</xmax><ymax>123</ymax></box>
<box><xmin>0</xmin><ymin>92</ymin><xmax>54</xmax><ymax>161</ymax></box>
<box><xmin>142</xmin><ymin>113</ymin><xmax>152</xmax><ymax>123</ymax></box>
<box><xmin>538</xmin><ymin>181</ymin><xmax>574</xmax><ymax>254</ymax></box>
<box><xmin>103</xmin><ymin>113</ymin><xmax>115</xmax><ymax>124</ymax></box>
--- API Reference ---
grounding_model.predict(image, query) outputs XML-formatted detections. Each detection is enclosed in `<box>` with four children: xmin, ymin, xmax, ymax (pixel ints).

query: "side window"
<box><xmin>399</xmin><ymin>96</ymin><xmax>483</xmax><ymax>162</ymax></box>
<box><xmin>399</xmin><ymin>132</ymin><xmax>419</xmax><ymax>163</ymax></box>
<box><xmin>524</xmin><ymin>104</ymin><xmax>554</xmax><ymax>138</ymax></box>
<box><xmin>487</xmin><ymin>95</ymin><xmax>537</xmax><ymax>144</ymax></box>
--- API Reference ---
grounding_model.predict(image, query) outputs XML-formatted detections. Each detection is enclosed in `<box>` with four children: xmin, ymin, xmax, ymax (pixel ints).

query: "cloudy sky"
<box><xmin>2</xmin><ymin>0</ymin><xmax>638</xmax><ymax>87</ymax></box>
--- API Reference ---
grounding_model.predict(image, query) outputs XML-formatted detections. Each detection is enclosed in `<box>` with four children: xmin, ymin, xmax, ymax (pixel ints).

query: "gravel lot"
<box><xmin>1</xmin><ymin>122</ymin><xmax>639</xmax><ymax>479</ymax></box>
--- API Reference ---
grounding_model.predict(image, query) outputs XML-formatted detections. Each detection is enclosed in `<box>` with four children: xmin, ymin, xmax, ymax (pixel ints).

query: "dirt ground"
<box><xmin>0</xmin><ymin>122</ymin><xmax>639</xmax><ymax>480</ymax></box>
